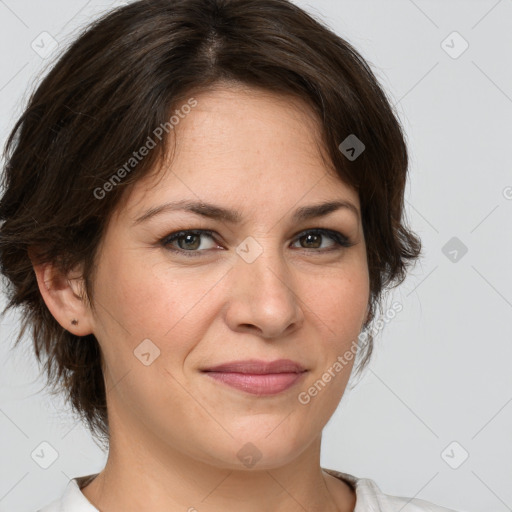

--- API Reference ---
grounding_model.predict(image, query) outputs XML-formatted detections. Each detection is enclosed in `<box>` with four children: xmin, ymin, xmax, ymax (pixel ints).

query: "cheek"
<box><xmin>92</xmin><ymin>255</ymin><xmax>205</xmax><ymax>424</ymax></box>
<box><xmin>300</xmin><ymin>264</ymin><xmax>368</xmax><ymax>404</ymax></box>
<box><xmin>305</xmin><ymin>268</ymin><xmax>369</xmax><ymax>339</ymax></box>
<box><xmin>93</xmin><ymin>248</ymin><xmax>207</xmax><ymax>339</ymax></box>
<box><xmin>92</xmin><ymin>249</ymin><xmax>234</xmax><ymax>396</ymax></box>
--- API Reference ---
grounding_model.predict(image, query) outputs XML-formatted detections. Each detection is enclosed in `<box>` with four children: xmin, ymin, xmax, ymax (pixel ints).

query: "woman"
<box><xmin>0</xmin><ymin>0</ymin><xmax>461</xmax><ymax>510</ymax></box>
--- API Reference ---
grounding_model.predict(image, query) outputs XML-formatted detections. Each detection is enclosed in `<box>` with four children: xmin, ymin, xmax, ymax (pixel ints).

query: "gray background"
<box><xmin>0</xmin><ymin>1</ymin><xmax>511</xmax><ymax>511</ymax></box>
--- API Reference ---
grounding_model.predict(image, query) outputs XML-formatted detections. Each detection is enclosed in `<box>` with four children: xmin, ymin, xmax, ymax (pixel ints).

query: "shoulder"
<box><xmin>323</xmin><ymin>468</ymin><xmax>463</xmax><ymax>512</ymax></box>
<box><xmin>36</xmin><ymin>474</ymin><xmax>99</xmax><ymax>512</ymax></box>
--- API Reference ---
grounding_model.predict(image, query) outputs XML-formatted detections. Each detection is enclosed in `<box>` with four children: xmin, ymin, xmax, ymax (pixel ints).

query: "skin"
<box><xmin>33</xmin><ymin>83</ymin><xmax>370</xmax><ymax>512</ymax></box>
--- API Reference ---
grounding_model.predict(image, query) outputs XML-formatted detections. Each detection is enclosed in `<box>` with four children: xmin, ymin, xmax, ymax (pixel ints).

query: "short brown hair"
<box><xmin>0</xmin><ymin>0</ymin><xmax>421</xmax><ymax>447</ymax></box>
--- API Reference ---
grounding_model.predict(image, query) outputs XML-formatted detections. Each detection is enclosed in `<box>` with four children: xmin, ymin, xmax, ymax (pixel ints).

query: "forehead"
<box><xmin>118</xmin><ymin>84</ymin><xmax>359</xmax><ymax>223</ymax></box>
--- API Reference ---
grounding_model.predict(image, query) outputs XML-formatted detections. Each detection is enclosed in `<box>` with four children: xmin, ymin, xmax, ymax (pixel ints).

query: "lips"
<box><xmin>202</xmin><ymin>359</ymin><xmax>307</xmax><ymax>395</ymax></box>
<box><xmin>203</xmin><ymin>359</ymin><xmax>306</xmax><ymax>374</ymax></box>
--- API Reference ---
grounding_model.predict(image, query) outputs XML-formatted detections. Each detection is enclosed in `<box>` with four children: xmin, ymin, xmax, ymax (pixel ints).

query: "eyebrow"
<box><xmin>133</xmin><ymin>199</ymin><xmax>360</xmax><ymax>226</ymax></box>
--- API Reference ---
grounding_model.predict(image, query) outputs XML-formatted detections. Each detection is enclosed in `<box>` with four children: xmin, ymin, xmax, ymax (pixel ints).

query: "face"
<box><xmin>87</xmin><ymin>84</ymin><xmax>370</xmax><ymax>470</ymax></box>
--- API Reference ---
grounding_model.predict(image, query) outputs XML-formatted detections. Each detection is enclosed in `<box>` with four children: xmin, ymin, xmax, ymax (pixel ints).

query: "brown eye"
<box><xmin>292</xmin><ymin>229</ymin><xmax>354</xmax><ymax>252</ymax></box>
<box><xmin>298</xmin><ymin>232</ymin><xmax>323</xmax><ymax>249</ymax></box>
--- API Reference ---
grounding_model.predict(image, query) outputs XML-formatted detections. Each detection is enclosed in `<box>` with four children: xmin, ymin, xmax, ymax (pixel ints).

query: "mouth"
<box><xmin>201</xmin><ymin>359</ymin><xmax>308</xmax><ymax>396</ymax></box>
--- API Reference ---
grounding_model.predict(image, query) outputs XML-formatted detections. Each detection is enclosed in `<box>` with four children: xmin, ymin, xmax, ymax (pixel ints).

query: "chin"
<box><xmin>197</xmin><ymin>428</ymin><xmax>312</xmax><ymax>472</ymax></box>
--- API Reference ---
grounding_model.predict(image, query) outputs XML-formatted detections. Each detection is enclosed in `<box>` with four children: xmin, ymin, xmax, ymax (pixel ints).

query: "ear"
<box><xmin>29</xmin><ymin>250</ymin><xmax>94</xmax><ymax>336</ymax></box>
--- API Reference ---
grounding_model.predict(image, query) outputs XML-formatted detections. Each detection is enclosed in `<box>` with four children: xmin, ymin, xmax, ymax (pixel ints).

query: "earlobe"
<box><xmin>30</xmin><ymin>258</ymin><xmax>94</xmax><ymax>337</ymax></box>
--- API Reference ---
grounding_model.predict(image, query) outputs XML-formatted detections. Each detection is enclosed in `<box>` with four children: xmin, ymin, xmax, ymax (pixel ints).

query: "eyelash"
<box><xmin>160</xmin><ymin>228</ymin><xmax>355</xmax><ymax>258</ymax></box>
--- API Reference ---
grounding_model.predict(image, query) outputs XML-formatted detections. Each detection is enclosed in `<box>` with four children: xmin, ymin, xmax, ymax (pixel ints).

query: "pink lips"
<box><xmin>202</xmin><ymin>359</ymin><xmax>307</xmax><ymax>396</ymax></box>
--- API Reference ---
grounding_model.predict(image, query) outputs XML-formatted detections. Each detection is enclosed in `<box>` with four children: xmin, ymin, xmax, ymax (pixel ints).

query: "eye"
<box><xmin>161</xmin><ymin>230</ymin><xmax>219</xmax><ymax>256</ymax></box>
<box><xmin>160</xmin><ymin>228</ymin><xmax>355</xmax><ymax>257</ymax></box>
<box><xmin>291</xmin><ymin>228</ymin><xmax>354</xmax><ymax>251</ymax></box>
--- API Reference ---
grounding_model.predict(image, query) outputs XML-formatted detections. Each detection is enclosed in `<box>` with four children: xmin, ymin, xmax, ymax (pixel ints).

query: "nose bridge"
<box><xmin>226</xmin><ymin>234</ymin><xmax>303</xmax><ymax>336</ymax></box>
<box><xmin>236</xmin><ymin>234</ymin><xmax>290</xmax><ymax>293</ymax></box>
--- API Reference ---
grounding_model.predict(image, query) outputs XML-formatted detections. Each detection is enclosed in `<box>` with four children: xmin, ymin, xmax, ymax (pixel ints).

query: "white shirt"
<box><xmin>37</xmin><ymin>468</ymin><xmax>461</xmax><ymax>511</ymax></box>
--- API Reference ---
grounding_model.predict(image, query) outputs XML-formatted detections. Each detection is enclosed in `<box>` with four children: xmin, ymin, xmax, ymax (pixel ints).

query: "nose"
<box><xmin>223</xmin><ymin>243</ymin><xmax>304</xmax><ymax>339</ymax></box>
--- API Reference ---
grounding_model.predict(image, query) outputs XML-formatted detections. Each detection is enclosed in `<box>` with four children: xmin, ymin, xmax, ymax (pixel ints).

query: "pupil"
<box><xmin>181</xmin><ymin>234</ymin><xmax>199</xmax><ymax>250</ymax></box>
<box><xmin>304</xmin><ymin>233</ymin><xmax>320</xmax><ymax>248</ymax></box>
